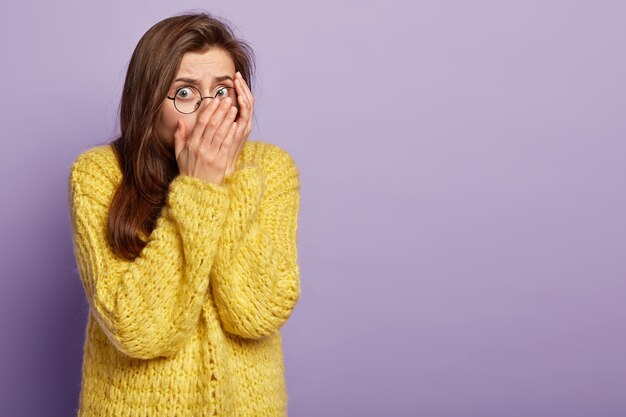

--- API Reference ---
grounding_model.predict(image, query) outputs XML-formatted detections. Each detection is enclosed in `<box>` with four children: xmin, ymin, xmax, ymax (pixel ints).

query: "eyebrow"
<box><xmin>173</xmin><ymin>75</ymin><xmax>233</xmax><ymax>84</ymax></box>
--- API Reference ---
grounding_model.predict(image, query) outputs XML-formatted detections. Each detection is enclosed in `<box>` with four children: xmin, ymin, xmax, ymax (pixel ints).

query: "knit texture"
<box><xmin>68</xmin><ymin>140</ymin><xmax>301</xmax><ymax>416</ymax></box>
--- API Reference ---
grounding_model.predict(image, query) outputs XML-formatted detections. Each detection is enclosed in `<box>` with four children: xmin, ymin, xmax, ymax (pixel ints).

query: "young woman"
<box><xmin>68</xmin><ymin>12</ymin><xmax>301</xmax><ymax>416</ymax></box>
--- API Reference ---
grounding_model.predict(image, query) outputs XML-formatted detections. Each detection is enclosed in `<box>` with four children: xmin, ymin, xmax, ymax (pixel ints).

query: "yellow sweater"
<box><xmin>68</xmin><ymin>140</ymin><xmax>301</xmax><ymax>416</ymax></box>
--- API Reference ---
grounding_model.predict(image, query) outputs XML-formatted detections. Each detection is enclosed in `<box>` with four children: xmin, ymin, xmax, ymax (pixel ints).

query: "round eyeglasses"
<box><xmin>166</xmin><ymin>85</ymin><xmax>237</xmax><ymax>114</ymax></box>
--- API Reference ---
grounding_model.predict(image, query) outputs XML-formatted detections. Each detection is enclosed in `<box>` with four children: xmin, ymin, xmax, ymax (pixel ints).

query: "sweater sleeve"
<box><xmin>210</xmin><ymin>145</ymin><xmax>301</xmax><ymax>339</ymax></box>
<box><xmin>68</xmin><ymin>150</ymin><xmax>230</xmax><ymax>359</ymax></box>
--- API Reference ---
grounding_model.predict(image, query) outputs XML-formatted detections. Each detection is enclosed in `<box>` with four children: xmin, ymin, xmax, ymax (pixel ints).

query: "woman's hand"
<box><xmin>224</xmin><ymin>71</ymin><xmax>255</xmax><ymax>177</ymax></box>
<box><xmin>173</xmin><ymin>96</ymin><xmax>239</xmax><ymax>185</ymax></box>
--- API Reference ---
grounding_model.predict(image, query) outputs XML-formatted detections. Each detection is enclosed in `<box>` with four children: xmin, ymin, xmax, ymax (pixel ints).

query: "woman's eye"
<box><xmin>215</xmin><ymin>87</ymin><xmax>228</xmax><ymax>98</ymax></box>
<box><xmin>176</xmin><ymin>87</ymin><xmax>195</xmax><ymax>99</ymax></box>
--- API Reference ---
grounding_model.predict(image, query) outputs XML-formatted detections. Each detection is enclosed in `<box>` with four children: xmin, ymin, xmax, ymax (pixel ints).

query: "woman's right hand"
<box><xmin>173</xmin><ymin>96</ymin><xmax>239</xmax><ymax>185</ymax></box>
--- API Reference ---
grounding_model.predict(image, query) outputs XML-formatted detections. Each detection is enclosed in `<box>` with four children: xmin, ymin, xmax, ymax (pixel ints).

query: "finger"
<box><xmin>234</xmin><ymin>73</ymin><xmax>253</xmax><ymax>107</ymax></box>
<box><xmin>235</xmin><ymin>84</ymin><xmax>249</xmax><ymax>121</ymax></box>
<box><xmin>215</xmin><ymin>105</ymin><xmax>238</xmax><ymax>145</ymax></box>
<box><xmin>234</xmin><ymin>115</ymin><xmax>247</xmax><ymax>142</ymax></box>
<box><xmin>219</xmin><ymin>121</ymin><xmax>237</xmax><ymax>158</ymax></box>
<box><xmin>202</xmin><ymin>97</ymin><xmax>233</xmax><ymax>149</ymax></box>
<box><xmin>246</xmin><ymin>102</ymin><xmax>254</xmax><ymax>137</ymax></box>
<box><xmin>188</xmin><ymin>98</ymin><xmax>220</xmax><ymax>149</ymax></box>
<box><xmin>234</xmin><ymin>79</ymin><xmax>251</xmax><ymax>129</ymax></box>
<box><xmin>235</xmin><ymin>72</ymin><xmax>254</xmax><ymax>105</ymax></box>
<box><xmin>173</xmin><ymin>120</ymin><xmax>186</xmax><ymax>160</ymax></box>
<box><xmin>227</xmin><ymin>122</ymin><xmax>245</xmax><ymax>168</ymax></box>
<box><xmin>204</xmin><ymin>98</ymin><xmax>236</xmax><ymax>152</ymax></box>
<box><xmin>235</xmin><ymin>73</ymin><xmax>254</xmax><ymax>138</ymax></box>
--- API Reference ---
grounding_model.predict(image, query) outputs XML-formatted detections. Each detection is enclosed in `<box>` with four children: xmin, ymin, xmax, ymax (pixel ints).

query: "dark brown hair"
<box><xmin>107</xmin><ymin>11</ymin><xmax>256</xmax><ymax>260</ymax></box>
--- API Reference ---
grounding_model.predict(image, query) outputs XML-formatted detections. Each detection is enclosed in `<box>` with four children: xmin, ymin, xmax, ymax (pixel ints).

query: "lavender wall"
<box><xmin>1</xmin><ymin>1</ymin><xmax>625</xmax><ymax>416</ymax></box>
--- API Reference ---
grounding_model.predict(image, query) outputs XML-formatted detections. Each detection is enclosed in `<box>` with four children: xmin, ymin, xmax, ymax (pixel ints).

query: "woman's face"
<box><xmin>156</xmin><ymin>47</ymin><xmax>237</xmax><ymax>147</ymax></box>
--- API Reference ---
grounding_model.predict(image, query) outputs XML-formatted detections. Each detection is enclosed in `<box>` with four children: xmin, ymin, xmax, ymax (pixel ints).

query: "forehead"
<box><xmin>176</xmin><ymin>48</ymin><xmax>235</xmax><ymax>79</ymax></box>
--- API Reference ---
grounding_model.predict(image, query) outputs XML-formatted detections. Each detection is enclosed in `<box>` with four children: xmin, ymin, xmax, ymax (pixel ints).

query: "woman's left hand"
<box><xmin>224</xmin><ymin>71</ymin><xmax>254</xmax><ymax>177</ymax></box>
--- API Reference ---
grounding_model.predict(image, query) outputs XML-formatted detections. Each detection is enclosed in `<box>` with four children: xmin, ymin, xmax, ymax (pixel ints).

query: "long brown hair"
<box><xmin>107</xmin><ymin>11</ymin><xmax>256</xmax><ymax>260</ymax></box>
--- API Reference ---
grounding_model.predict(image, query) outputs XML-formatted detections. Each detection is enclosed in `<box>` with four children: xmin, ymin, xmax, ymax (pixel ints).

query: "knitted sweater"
<box><xmin>67</xmin><ymin>140</ymin><xmax>301</xmax><ymax>417</ymax></box>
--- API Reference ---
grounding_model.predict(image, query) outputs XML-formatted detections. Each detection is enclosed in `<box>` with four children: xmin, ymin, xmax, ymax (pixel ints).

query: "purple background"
<box><xmin>1</xmin><ymin>1</ymin><xmax>625</xmax><ymax>416</ymax></box>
